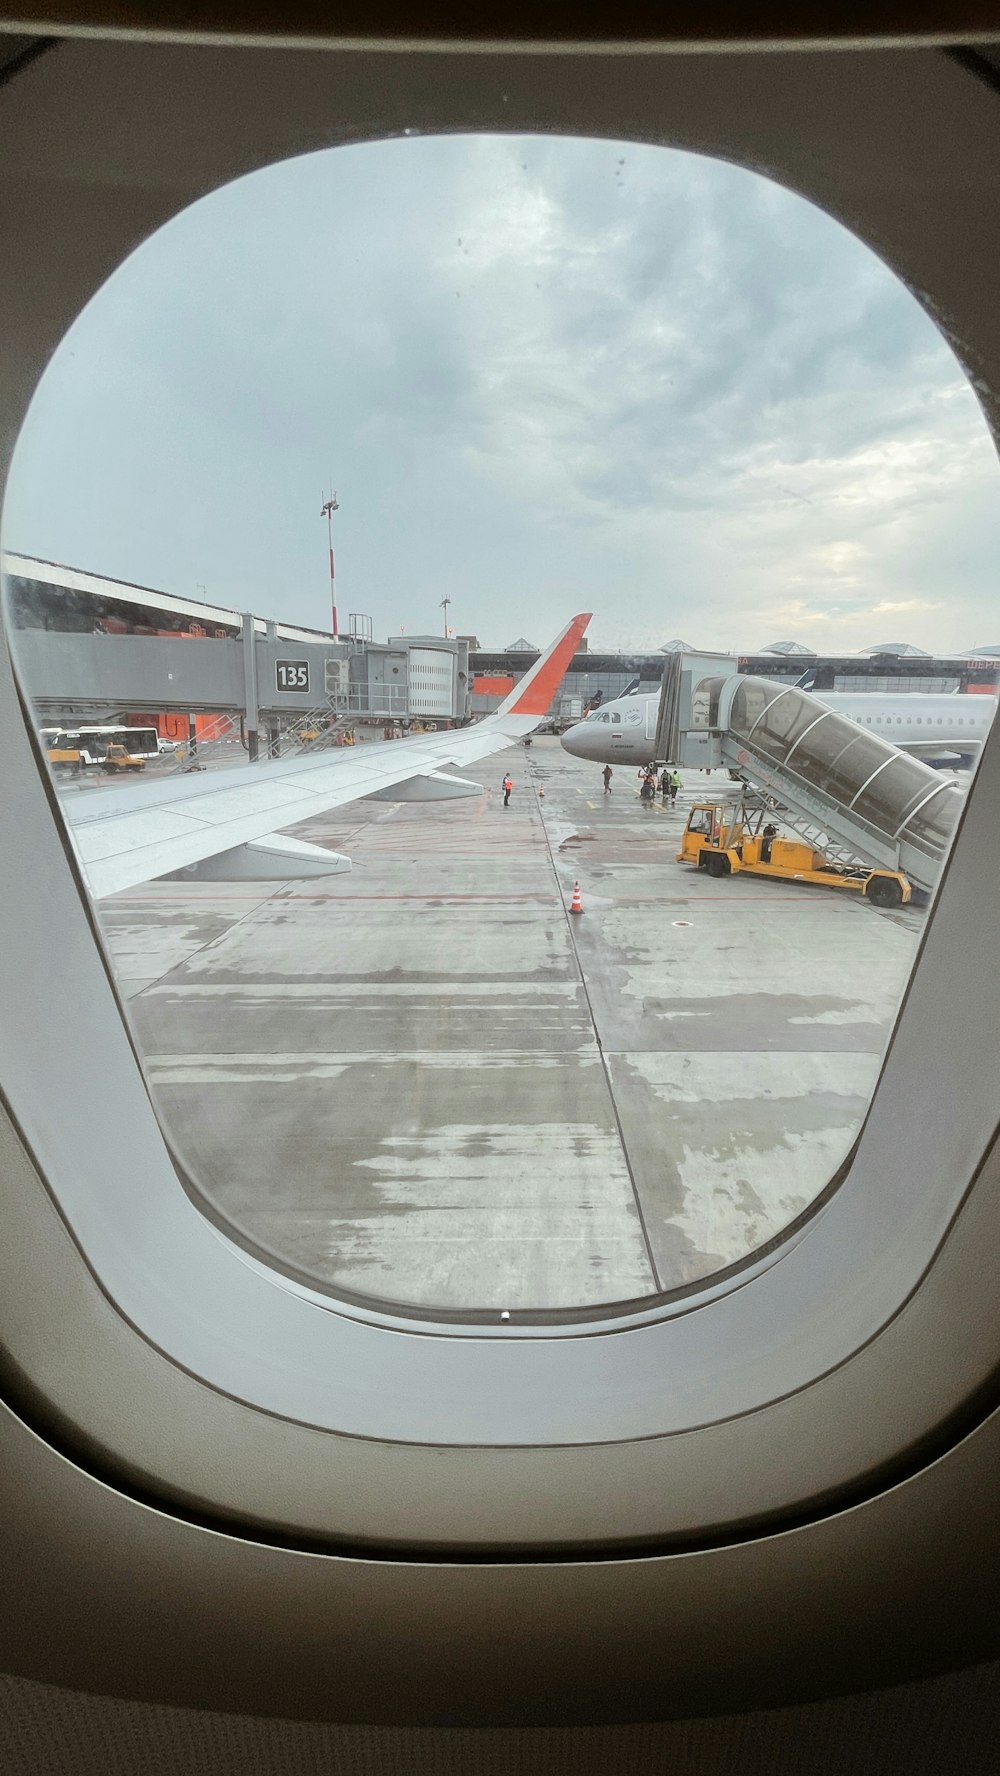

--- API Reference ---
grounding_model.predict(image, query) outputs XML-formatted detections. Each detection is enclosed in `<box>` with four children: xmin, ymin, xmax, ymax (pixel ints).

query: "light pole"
<box><xmin>321</xmin><ymin>490</ymin><xmax>340</xmax><ymax>637</ymax></box>
<box><xmin>440</xmin><ymin>595</ymin><xmax>452</xmax><ymax>638</ymax></box>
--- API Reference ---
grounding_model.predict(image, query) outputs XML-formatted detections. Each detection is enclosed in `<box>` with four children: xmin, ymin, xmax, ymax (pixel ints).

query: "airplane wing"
<box><xmin>895</xmin><ymin>741</ymin><xmax>980</xmax><ymax>763</ymax></box>
<box><xmin>59</xmin><ymin>613</ymin><xmax>591</xmax><ymax>899</ymax></box>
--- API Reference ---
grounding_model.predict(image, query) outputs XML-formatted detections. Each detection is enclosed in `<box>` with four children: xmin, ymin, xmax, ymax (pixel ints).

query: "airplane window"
<box><xmin>2</xmin><ymin>127</ymin><xmax>997</xmax><ymax>1326</ymax></box>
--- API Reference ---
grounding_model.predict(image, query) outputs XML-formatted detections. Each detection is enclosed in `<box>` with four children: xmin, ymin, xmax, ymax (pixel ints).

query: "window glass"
<box><xmin>851</xmin><ymin>754</ymin><xmax>941</xmax><ymax>832</ymax></box>
<box><xmin>751</xmin><ymin>693</ymin><xmax>830</xmax><ymax>762</ymax></box>
<box><xmin>787</xmin><ymin>723</ymin><xmax>894</xmax><ymax>806</ymax></box>
<box><xmin>901</xmin><ymin>788</ymin><xmax>963</xmax><ymax>849</ymax></box>
<box><xmin>729</xmin><ymin>678</ymin><xmax>783</xmax><ymax>741</ymax></box>
<box><xmin>2</xmin><ymin>130</ymin><xmax>996</xmax><ymax>1322</ymax></box>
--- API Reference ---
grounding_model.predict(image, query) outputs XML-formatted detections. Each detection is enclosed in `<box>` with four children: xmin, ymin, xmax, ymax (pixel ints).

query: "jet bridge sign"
<box><xmin>275</xmin><ymin>659</ymin><xmax>310</xmax><ymax>694</ymax></box>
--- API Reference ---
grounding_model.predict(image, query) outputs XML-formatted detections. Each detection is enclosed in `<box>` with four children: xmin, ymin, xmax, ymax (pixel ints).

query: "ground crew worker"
<box><xmin>602</xmin><ymin>765</ymin><xmax>613</xmax><ymax>794</ymax></box>
<box><xmin>659</xmin><ymin>768</ymin><xmax>670</xmax><ymax>802</ymax></box>
<box><xmin>502</xmin><ymin>773</ymin><xmax>513</xmax><ymax>807</ymax></box>
<box><xmin>670</xmin><ymin>768</ymin><xmax>681</xmax><ymax>806</ymax></box>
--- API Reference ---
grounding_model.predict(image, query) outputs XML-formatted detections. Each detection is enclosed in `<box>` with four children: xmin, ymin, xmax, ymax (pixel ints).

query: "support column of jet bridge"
<box><xmin>241</xmin><ymin>611</ymin><xmax>259</xmax><ymax>763</ymax></box>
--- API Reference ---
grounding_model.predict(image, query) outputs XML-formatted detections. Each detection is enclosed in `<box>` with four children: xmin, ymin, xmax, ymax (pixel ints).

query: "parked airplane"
<box><xmin>3</xmin><ymin>17</ymin><xmax>1000</xmax><ymax>1773</ymax></box>
<box><xmin>562</xmin><ymin>685</ymin><xmax>995</xmax><ymax>766</ymax></box>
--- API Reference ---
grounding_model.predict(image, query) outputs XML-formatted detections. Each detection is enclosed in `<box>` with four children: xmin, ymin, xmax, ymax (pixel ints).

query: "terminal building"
<box><xmin>470</xmin><ymin>638</ymin><xmax>1000</xmax><ymax>715</ymax></box>
<box><xmin>4</xmin><ymin>554</ymin><xmax>997</xmax><ymax>743</ymax></box>
<box><xmin>3</xmin><ymin>554</ymin><xmax>471</xmax><ymax>737</ymax></box>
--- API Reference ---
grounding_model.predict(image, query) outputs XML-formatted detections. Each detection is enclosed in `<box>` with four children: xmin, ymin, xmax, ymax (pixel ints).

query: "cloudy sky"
<box><xmin>4</xmin><ymin>133</ymin><xmax>999</xmax><ymax>654</ymax></box>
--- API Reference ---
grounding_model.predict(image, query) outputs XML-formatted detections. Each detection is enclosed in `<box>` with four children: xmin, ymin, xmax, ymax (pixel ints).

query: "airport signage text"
<box><xmin>276</xmin><ymin>659</ymin><xmax>310</xmax><ymax>694</ymax></box>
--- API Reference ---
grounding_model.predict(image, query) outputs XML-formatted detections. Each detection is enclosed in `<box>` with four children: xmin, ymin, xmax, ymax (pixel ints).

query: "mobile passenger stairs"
<box><xmin>652</xmin><ymin>650</ymin><xmax>964</xmax><ymax>899</ymax></box>
<box><xmin>678</xmin><ymin>795</ymin><xmax>913</xmax><ymax>908</ymax></box>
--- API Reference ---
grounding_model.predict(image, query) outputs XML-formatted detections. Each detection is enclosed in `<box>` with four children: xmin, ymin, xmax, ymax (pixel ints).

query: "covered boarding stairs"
<box><xmin>657</xmin><ymin>655</ymin><xmax>963</xmax><ymax>895</ymax></box>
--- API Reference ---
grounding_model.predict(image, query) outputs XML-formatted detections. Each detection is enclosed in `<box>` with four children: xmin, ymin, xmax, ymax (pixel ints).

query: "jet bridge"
<box><xmin>655</xmin><ymin>655</ymin><xmax>963</xmax><ymax>894</ymax></box>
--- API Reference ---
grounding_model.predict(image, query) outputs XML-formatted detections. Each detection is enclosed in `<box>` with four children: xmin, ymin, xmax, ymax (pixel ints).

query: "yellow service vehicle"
<box><xmin>43</xmin><ymin>733</ymin><xmax>84</xmax><ymax>775</ymax></box>
<box><xmin>678</xmin><ymin>800</ymin><xmax>912</xmax><ymax>909</ymax></box>
<box><xmin>100</xmin><ymin>742</ymin><xmax>147</xmax><ymax>774</ymax></box>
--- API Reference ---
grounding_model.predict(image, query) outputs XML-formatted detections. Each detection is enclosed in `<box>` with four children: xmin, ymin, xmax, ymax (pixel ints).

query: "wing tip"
<box><xmin>505</xmin><ymin>611</ymin><xmax>593</xmax><ymax>717</ymax></box>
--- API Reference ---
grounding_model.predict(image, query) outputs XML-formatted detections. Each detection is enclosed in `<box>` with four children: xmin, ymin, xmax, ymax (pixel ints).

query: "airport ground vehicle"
<box><xmin>40</xmin><ymin>730</ymin><xmax>84</xmax><ymax>773</ymax></box>
<box><xmin>78</xmin><ymin>723</ymin><xmax>159</xmax><ymax>762</ymax></box>
<box><xmin>549</xmin><ymin>694</ymin><xmax>584</xmax><ymax>733</ymax></box>
<box><xmin>41</xmin><ymin>722</ymin><xmax>160</xmax><ymax>771</ymax></box>
<box><xmin>100</xmin><ymin>741</ymin><xmax>147</xmax><ymax>773</ymax></box>
<box><xmin>679</xmin><ymin>800</ymin><xmax>913</xmax><ymax>907</ymax></box>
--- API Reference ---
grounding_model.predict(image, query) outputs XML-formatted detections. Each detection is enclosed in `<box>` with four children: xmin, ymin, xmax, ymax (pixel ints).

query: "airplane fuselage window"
<box><xmin>1</xmin><ymin>124</ymin><xmax>994</xmax><ymax>1327</ymax></box>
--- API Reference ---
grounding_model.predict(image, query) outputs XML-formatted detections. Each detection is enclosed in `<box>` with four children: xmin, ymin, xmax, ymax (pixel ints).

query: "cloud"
<box><xmin>870</xmin><ymin>599</ymin><xmax>944</xmax><ymax>615</ymax></box>
<box><xmin>3</xmin><ymin>133</ymin><xmax>998</xmax><ymax>654</ymax></box>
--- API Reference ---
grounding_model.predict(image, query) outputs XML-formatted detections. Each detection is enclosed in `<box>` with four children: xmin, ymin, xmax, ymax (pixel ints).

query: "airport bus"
<box><xmin>40</xmin><ymin>724</ymin><xmax>162</xmax><ymax>770</ymax></box>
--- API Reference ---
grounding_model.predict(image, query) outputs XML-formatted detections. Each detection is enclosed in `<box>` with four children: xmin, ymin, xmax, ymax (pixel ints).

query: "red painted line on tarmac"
<box><xmin>288</xmin><ymin>893</ymin><xmax>560</xmax><ymax>903</ymax></box>
<box><xmin>611</xmin><ymin>895</ymin><xmax>831</xmax><ymax>905</ymax></box>
<box><xmin>115</xmin><ymin>892</ymin><xmax>562</xmax><ymax>904</ymax></box>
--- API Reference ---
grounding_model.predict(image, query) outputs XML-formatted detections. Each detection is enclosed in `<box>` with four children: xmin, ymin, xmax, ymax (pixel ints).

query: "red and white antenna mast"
<box><xmin>321</xmin><ymin>489</ymin><xmax>340</xmax><ymax>637</ymax></box>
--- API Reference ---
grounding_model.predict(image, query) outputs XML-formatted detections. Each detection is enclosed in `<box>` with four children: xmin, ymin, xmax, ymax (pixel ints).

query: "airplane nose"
<box><xmin>561</xmin><ymin>722</ymin><xmax>593</xmax><ymax>758</ymax></box>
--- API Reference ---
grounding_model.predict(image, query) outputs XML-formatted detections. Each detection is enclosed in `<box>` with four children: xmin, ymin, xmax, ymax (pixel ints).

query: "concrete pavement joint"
<box><xmin>530</xmin><ymin>753</ymin><xmax>664</xmax><ymax>1295</ymax></box>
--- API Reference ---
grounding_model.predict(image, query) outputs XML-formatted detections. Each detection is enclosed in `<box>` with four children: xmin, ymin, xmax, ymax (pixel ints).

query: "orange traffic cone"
<box><xmin>569</xmin><ymin>881</ymin><xmax>583</xmax><ymax>915</ymax></box>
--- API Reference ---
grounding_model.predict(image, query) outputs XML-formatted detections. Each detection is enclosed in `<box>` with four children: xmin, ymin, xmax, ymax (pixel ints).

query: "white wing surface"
<box><xmin>59</xmin><ymin>613</ymin><xmax>591</xmax><ymax>899</ymax></box>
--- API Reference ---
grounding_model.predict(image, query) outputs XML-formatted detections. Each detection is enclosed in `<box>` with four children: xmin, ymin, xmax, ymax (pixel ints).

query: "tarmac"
<box><xmin>97</xmin><ymin>737</ymin><xmax>922</xmax><ymax>1315</ymax></box>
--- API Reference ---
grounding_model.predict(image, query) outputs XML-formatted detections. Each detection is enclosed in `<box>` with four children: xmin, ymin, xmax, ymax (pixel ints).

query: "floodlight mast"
<box><xmin>321</xmin><ymin>490</ymin><xmax>340</xmax><ymax>637</ymax></box>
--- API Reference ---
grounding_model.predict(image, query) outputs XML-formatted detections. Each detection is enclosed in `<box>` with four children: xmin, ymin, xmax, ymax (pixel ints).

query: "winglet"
<box><xmin>496</xmin><ymin>613</ymin><xmax>592</xmax><ymax>718</ymax></box>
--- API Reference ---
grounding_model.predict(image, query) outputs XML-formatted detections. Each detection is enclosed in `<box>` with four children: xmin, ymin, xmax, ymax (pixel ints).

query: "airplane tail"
<box><xmin>495</xmin><ymin>614</ymin><xmax>592</xmax><ymax>718</ymax></box>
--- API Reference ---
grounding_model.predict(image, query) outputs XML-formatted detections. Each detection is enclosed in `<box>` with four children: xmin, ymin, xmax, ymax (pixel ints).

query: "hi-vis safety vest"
<box><xmin>503</xmin><ymin>776</ymin><xmax>513</xmax><ymax>790</ymax></box>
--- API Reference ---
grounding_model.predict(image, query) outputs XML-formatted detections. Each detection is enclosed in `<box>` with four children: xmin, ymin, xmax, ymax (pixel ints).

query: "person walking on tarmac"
<box><xmin>602</xmin><ymin>764</ymin><xmax>613</xmax><ymax>795</ymax></box>
<box><xmin>669</xmin><ymin>768</ymin><xmax>682</xmax><ymax>807</ymax></box>
<box><xmin>502</xmin><ymin>772</ymin><xmax>513</xmax><ymax>808</ymax></box>
<box><xmin>659</xmin><ymin>768</ymin><xmax>670</xmax><ymax>804</ymax></box>
<box><xmin>639</xmin><ymin>765</ymin><xmax>656</xmax><ymax>802</ymax></box>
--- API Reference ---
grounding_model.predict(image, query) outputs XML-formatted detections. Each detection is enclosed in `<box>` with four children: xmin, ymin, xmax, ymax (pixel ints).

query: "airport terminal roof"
<box><xmin>862</xmin><ymin>642</ymin><xmax>932</xmax><ymax>657</ymax></box>
<box><xmin>659</xmin><ymin>639</ymin><xmax>695</xmax><ymax>653</ymax></box>
<box><xmin>759</xmin><ymin>641</ymin><xmax>818</xmax><ymax>657</ymax></box>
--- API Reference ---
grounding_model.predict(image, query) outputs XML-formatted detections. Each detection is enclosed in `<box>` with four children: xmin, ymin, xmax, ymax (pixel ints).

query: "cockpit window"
<box><xmin>2</xmin><ymin>130</ymin><xmax>995</xmax><ymax>1323</ymax></box>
